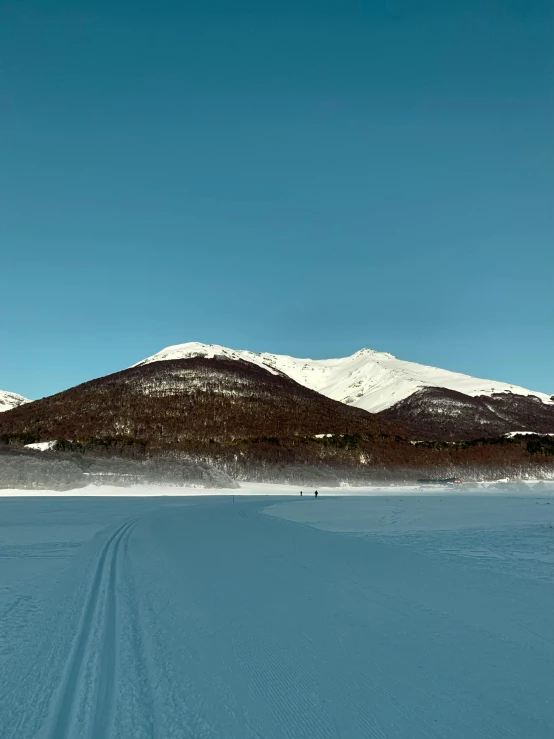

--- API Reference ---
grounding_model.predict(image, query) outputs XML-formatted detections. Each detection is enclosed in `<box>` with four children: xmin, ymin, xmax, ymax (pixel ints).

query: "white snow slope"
<box><xmin>23</xmin><ymin>441</ymin><xmax>57</xmax><ymax>452</ymax></box>
<box><xmin>134</xmin><ymin>341</ymin><xmax>553</xmax><ymax>413</ymax></box>
<box><xmin>0</xmin><ymin>390</ymin><xmax>30</xmax><ymax>413</ymax></box>
<box><xmin>0</xmin><ymin>494</ymin><xmax>552</xmax><ymax>738</ymax></box>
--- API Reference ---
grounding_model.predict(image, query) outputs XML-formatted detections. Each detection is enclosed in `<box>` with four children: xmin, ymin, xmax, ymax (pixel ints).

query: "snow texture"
<box><xmin>0</xmin><ymin>390</ymin><xmax>30</xmax><ymax>413</ymax></box>
<box><xmin>1</xmin><ymin>479</ymin><xmax>554</xmax><ymax>497</ymax></box>
<box><xmin>24</xmin><ymin>441</ymin><xmax>58</xmax><ymax>451</ymax></box>
<box><xmin>134</xmin><ymin>342</ymin><xmax>553</xmax><ymax>413</ymax></box>
<box><xmin>504</xmin><ymin>431</ymin><xmax>554</xmax><ymax>437</ymax></box>
<box><xmin>0</xmin><ymin>491</ymin><xmax>552</xmax><ymax>738</ymax></box>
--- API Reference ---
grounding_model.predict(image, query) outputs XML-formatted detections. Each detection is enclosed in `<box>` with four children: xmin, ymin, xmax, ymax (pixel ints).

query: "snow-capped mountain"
<box><xmin>0</xmin><ymin>390</ymin><xmax>30</xmax><ymax>413</ymax></box>
<box><xmin>132</xmin><ymin>342</ymin><xmax>553</xmax><ymax>440</ymax></box>
<box><xmin>2</xmin><ymin>346</ymin><xmax>552</xmax><ymax>476</ymax></box>
<box><xmin>134</xmin><ymin>342</ymin><xmax>552</xmax><ymax>413</ymax></box>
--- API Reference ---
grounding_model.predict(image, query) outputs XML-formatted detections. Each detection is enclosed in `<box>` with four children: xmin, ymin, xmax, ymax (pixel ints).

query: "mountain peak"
<box><xmin>0</xmin><ymin>390</ymin><xmax>31</xmax><ymax>413</ymax></box>
<box><xmin>134</xmin><ymin>341</ymin><xmax>552</xmax><ymax>415</ymax></box>
<box><xmin>351</xmin><ymin>348</ymin><xmax>396</xmax><ymax>360</ymax></box>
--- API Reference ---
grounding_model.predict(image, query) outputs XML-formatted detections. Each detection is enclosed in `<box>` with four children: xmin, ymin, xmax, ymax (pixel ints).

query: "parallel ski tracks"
<box><xmin>2</xmin><ymin>499</ymin><xmax>547</xmax><ymax>739</ymax></box>
<box><xmin>48</xmin><ymin>517</ymin><xmax>139</xmax><ymax>739</ymax></box>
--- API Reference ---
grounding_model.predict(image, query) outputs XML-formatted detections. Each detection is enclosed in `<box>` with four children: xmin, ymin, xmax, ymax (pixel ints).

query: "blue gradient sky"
<box><xmin>1</xmin><ymin>0</ymin><xmax>552</xmax><ymax>399</ymax></box>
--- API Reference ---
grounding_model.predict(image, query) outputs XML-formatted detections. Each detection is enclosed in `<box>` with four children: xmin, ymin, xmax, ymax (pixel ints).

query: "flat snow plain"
<box><xmin>0</xmin><ymin>489</ymin><xmax>553</xmax><ymax>738</ymax></box>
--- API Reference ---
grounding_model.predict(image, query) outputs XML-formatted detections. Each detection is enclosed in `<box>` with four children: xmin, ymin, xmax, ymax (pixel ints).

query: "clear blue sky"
<box><xmin>1</xmin><ymin>0</ymin><xmax>552</xmax><ymax>400</ymax></box>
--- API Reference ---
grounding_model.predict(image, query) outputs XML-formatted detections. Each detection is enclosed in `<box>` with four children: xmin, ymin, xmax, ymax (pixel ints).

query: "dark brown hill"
<box><xmin>377</xmin><ymin>387</ymin><xmax>554</xmax><ymax>441</ymax></box>
<box><xmin>0</xmin><ymin>357</ymin><xmax>403</xmax><ymax>445</ymax></box>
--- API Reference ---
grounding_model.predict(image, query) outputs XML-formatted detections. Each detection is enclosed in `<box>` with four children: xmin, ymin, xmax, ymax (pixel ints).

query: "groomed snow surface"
<box><xmin>1</xmin><ymin>490</ymin><xmax>553</xmax><ymax>738</ymax></box>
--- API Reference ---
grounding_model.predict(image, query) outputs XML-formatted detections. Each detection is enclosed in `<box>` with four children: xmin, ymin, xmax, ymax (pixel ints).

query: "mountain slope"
<box><xmin>0</xmin><ymin>357</ymin><xmax>400</xmax><ymax>445</ymax></box>
<box><xmin>378</xmin><ymin>387</ymin><xmax>554</xmax><ymax>441</ymax></box>
<box><xmin>133</xmin><ymin>342</ymin><xmax>553</xmax><ymax>439</ymax></box>
<box><xmin>0</xmin><ymin>390</ymin><xmax>30</xmax><ymax>413</ymax></box>
<box><xmin>2</xmin><ymin>358</ymin><xmax>552</xmax><ymax>483</ymax></box>
<box><xmin>135</xmin><ymin>342</ymin><xmax>552</xmax><ymax>413</ymax></box>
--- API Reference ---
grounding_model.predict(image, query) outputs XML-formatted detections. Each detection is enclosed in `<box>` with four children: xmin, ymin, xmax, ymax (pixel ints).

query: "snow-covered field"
<box><xmin>0</xmin><ymin>492</ymin><xmax>552</xmax><ymax>738</ymax></box>
<box><xmin>2</xmin><ymin>479</ymin><xmax>553</xmax><ymax>497</ymax></box>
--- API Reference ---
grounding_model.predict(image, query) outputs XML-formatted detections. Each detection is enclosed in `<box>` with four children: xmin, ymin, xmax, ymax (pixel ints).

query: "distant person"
<box><xmin>300</xmin><ymin>491</ymin><xmax>303</xmax><ymax>496</ymax></box>
<box><xmin>314</xmin><ymin>490</ymin><xmax>318</xmax><ymax>498</ymax></box>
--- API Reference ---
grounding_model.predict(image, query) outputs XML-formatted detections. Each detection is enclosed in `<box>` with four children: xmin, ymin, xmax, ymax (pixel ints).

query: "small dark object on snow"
<box><xmin>314</xmin><ymin>490</ymin><xmax>318</xmax><ymax>498</ymax></box>
<box><xmin>300</xmin><ymin>491</ymin><xmax>302</xmax><ymax>496</ymax></box>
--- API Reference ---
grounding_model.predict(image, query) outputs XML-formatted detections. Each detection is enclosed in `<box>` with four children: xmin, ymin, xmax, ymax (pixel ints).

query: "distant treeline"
<box><xmin>1</xmin><ymin>432</ymin><xmax>552</xmax><ymax>488</ymax></box>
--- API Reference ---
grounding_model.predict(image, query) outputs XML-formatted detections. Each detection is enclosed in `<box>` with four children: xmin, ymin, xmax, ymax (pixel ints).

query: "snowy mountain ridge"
<box><xmin>133</xmin><ymin>342</ymin><xmax>553</xmax><ymax>414</ymax></box>
<box><xmin>0</xmin><ymin>390</ymin><xmax>30</xmax><ymax>413</ymax></box>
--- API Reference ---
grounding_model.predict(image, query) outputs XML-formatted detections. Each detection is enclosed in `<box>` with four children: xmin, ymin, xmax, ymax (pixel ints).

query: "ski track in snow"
<box><xmin>49</xmin><ymin>518</ymin><xmax>139</xmax><ymax>738</ymax></box>
<box><xmin>0</xmin><ymin>494</ymin><xmax>553</xmax><ymax>738</ymax></box>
